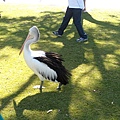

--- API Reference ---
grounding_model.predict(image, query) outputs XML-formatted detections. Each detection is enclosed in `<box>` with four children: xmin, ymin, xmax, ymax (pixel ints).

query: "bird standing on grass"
<box><xmin>19</xmin><ymin>26</ymin><xmax>71</xmax><ymax>92</ymax></box>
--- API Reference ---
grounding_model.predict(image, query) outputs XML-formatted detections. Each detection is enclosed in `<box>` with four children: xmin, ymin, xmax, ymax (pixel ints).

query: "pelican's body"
<box><xmin>19</xmin><ymin>26</ymin><xmax>71</xmax><ymax>92</ymax></box>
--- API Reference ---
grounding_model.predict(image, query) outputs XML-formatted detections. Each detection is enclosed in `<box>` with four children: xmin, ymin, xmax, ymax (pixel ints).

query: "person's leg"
<box><xmin>73</xmin><ymin>8</ymin><xmax>87</xmax><ymax>39</ymax></box>
<box><xmin>58</xmin><ymin>7</ymin><xmax>73</xmax><ymax>35</ymax></box>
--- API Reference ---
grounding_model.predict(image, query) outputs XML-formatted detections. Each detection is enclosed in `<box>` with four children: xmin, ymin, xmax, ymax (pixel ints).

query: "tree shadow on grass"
<box><xmin>0</xmin><ymin>74</ymin><xmax>37</xmax><ymax>111</ymax></box>
<box><xmin>82</xmin><ymin>12</ymin><xmax>119</xmax><ymax>42</ymax></box>
<box><xmin>0</xmin><ymin>12</ymin><xmax>74</xmax><ymax>120</ymax></box>
<box><xmin>0</xmin><ymin>16</ymin><xmax>37</xmax><ymax>50</ymax></box>
<box><xmin>0</xmin><ymin>10</ymin><xmax>120</xmax><ymax>119</ymax></box>
<box><xmin>78</xmin><ymin>12</ymin><xmax>120</xmax><ymax>119</ymax></box>
<box><xmin>13</xmin><ymin>90</ymin><xmax>72</xmax><ymax>120</ymax></box>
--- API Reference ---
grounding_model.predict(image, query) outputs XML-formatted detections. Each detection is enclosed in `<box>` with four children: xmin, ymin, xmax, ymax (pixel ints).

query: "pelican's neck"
<box><xmin>24</xmin><ymin>34</ymin><xmax>39</xmax><ymax>52</ymax></box>
<box><xmin>23</xmin><ymin>39</ymin><xmax>34</xmax><ymax>55</ymax></box>
<box><xmin>23</xmin><ymin>28</ymin><xmax>40</xmax><ymax>56</ymax></box>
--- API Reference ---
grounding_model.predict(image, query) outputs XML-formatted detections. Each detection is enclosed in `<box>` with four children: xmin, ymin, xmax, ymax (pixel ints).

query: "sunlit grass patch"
<box><xmin>0</xmin><ymin>3</ymin><xmax>120</xmax><ymax>120</ymax></box>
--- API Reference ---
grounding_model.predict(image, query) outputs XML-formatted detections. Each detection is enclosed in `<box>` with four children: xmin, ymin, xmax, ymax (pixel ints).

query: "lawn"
<box><xmin>0</xmin><ymin>3</ymin><xmax>120</xmax><ymax>120</ymax></box>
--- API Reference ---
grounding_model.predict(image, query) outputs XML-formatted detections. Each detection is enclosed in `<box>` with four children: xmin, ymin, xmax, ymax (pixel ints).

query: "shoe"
<box><xmin>76</xmin><ymin>37</ymin><xmax>88</xmax><ymax>43</ymax></box>
<box><xmin>53</xmin><ymin>31</ymin><xmax>62</xmax><ymax>37</ymax></box>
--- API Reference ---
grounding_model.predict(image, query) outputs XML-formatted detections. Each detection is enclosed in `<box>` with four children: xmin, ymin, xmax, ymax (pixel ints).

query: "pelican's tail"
<box><xmin>45</xmin><ymin>52</ymin><xmax>71</xmax><ymax>85</ymax></box>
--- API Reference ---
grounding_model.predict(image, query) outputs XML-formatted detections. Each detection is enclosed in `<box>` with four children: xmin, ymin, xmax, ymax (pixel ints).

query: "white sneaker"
<box><xmin>76</xmin><ymin>37</ymin><xmax>88</xmax><ymax>43</ymax></box>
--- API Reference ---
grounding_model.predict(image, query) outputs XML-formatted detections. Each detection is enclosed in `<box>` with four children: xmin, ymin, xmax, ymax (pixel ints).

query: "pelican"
<box><xmin>19</xmin><ymin>26</ymin><xmax>71</xmax><ymax>92</ymax></box>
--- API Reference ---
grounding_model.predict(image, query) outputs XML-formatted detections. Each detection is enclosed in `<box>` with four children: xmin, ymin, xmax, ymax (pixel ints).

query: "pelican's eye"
<box><xmin>29</xmin><ymin>35</ymin><xmax>34</xmax><ymax>39</ymax></box>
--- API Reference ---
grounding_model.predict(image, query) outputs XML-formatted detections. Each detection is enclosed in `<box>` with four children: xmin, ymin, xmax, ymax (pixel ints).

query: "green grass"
<box><xmin>0</xmin><ymin>3</ymin><xmax>120</xmax><ymax>120</ymax></box>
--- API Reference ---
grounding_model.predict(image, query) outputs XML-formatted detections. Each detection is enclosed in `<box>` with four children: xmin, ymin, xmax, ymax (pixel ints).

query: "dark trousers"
<box><xmin>58</xmin><ymin>7</ymin><xmax>87</xmax><ymax>39</ymax></box>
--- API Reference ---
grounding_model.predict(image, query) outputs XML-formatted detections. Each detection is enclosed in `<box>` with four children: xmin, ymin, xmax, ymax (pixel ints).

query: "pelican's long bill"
<box><xmin>19</xmin><ymin>34</ymin><xmax>30</xmax><ymax>55</ymax></box>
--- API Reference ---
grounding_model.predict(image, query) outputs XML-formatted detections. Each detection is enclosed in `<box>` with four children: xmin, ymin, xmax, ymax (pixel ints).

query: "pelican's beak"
<box><xmin>19</xmin><ymin>34</ymin><xmax>30</xmax><ymax>55</ymax></box>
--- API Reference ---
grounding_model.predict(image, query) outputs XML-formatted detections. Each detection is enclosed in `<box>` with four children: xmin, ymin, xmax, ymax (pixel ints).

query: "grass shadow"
<box><xmin>0</xmin><ymin>74</ymin><xmax>37</xmax><ymax>111</ymax></box>
<box><xmin>0</xmin><ymin>7</ymin><xmax>120</xmax><ymax>119</ymax></box>
<box><xmin>13</xmin><ymin>90</ymin><xmax>72</xmax><ymax>120</ymax></box>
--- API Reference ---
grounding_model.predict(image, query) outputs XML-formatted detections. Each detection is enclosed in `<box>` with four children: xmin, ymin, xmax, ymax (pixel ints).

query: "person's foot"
<box><xmin>76</xmin><ymin>37</ymin><xmax>88</xmax><ymax>43</ymax></box>
<box><xmin>53</xmin><ymin>31</ymin><xmax>62</xmax><ymax>37</ymax></box>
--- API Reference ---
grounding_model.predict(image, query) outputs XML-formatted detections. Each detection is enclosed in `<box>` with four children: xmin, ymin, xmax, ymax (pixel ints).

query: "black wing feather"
<box><xmin>34</xmin><ymin>52</ymin><xmax>71</xmax><ymax>85</ymax></box>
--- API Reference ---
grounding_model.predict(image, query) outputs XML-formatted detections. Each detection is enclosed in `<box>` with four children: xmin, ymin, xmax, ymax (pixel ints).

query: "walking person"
<box><xmin>53</xmin><ymin>0</ymin><xmax>88</xmax><ymax>43</ymax></box>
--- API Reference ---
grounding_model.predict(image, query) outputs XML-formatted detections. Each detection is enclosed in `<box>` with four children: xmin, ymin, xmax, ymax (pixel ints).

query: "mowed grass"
<box><xmin>0</xmin><ymin>3</ymin><xmax>120</xmax><ymax>120</ymax></box>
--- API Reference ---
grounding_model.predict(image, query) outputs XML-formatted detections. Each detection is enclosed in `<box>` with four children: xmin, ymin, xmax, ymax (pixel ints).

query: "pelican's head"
<box><xmin>29</xmin><ymin>26</ymin><xmax>40</xmax><ymax>40</ymax></box>
<box><xmin>19</xmin><ymin>26</ymin><xmax>40</xmax><ymax>55</ymax></box>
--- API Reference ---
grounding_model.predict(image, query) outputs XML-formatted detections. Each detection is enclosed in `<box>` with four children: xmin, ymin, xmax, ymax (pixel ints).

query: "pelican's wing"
<box><xmin>33</xmin><ymin>52</ymin><xmax>71</xmax><ymax>85</ymax></box>
<box><xmin>32</xmin><ymin>57</ymin><xmax>58</xmax><ymax>82</ymax></box>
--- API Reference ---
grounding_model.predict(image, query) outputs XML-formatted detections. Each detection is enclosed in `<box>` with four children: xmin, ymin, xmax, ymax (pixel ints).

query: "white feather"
<box><xmin>23</xmin><ymin>49</ymin><xmax>57</xmax><ymax>82</ymax></box>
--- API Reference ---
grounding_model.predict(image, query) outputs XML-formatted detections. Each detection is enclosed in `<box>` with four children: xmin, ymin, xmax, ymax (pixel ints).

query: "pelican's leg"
<box><xmin>40</xmin><ymin>81</ymin><xmax>44</xmax><ymax>93</ymax></box>
<box><xmin>57</xmin><ymin>82</ymin><xmax>62</xmax><ymax>90</ymax></box>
